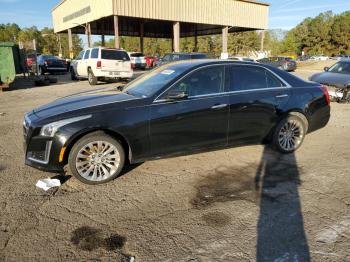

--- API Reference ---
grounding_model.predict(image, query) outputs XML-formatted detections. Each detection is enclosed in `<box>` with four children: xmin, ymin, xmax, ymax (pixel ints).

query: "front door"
<box><xmin>149</xmin><ymin>65</ymin><xmax>229</xmax><ymax>157</ymax></box>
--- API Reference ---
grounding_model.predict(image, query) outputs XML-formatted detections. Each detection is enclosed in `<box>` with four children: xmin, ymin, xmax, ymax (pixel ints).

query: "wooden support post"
<box><xmin>260</xmin><ymin>30</ymin><xmax>265</xmax><ymax>51</ymax></box>
<box><xmin>86</xmin><ymin>23</ymin><xmax>92</xmax><ymax>48</ymax></box>
<box><xmin>140</xmin><ymin>22</ymin><xmax>144</xmax><ymax>53</ymax></box>
<box><xmin>222</xmin><ymin>26</ymin><xmax>228</xmax><ymax>54</ymax></box>
<box><xmin>173</xmin><ymin>22</ymin><xmax>180</xmax><ymax>52</ymax></box>
<box><xmin>68</xmin><ymin>28</ymin><xmax>73</xmax><ymax>59</ymax></box>
<box><xmin>114</xmin><ymin>15</ymin><xmax>120</xmax><ymax>49</ymax></box>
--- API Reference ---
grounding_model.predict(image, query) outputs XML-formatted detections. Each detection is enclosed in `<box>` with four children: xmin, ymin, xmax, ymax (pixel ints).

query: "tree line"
<box><xmin>1</xmin><ymin>10</ymin><xmax>349</xmax><ymax>58</ymax></box>
<box><xmin>0</xmin><ymin>23</ymin><xmax>82</xmax><ymax>57</ymax></box>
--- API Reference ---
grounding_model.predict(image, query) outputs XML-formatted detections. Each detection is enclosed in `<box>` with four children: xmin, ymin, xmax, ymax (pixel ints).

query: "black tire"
<box><xmin>88</xmin><ymin>68</ymin><xmax>97</xmax><ymax>85</ymax></box>
<box><xmin>271</xmin><ymin>112</ymin><xmax>308</xmax><ymax>154</ymax></box>
<box><xmin>71</xmin><ymin>68</ymin><xmax>78</xmax><ymax>80</ymax></box>
<box><xmin>38</xmin><ymin>66</ymin><xmax>44</xmax><ymax>75</ymax></box>
<box><xmin>68</xmin><ymin>132</ymin><xmax>125</xmax><ymax>185</ymax></box>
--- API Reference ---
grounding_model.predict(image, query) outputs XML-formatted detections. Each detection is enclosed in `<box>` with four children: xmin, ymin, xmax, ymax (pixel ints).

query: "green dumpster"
<box><xmin>0</xmin><ymin>42</ymin><xmax>24</xmax><ymax>89</ymax></box>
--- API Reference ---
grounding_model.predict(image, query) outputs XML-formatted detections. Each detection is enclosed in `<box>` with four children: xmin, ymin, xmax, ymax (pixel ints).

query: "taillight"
<box><xmin>97</xmin><ymin>61</ymin><xmax>102</xmax><ymax>69</ymax></box>
<box><xmin>131</xmin><ymin>63</ymin><xmax>135</xmax><ymax>70</ymax></box>
<box><xmin>321</xmin><ymin>85</ymin><xmax>330</xmax><ymax>106</ymax></box>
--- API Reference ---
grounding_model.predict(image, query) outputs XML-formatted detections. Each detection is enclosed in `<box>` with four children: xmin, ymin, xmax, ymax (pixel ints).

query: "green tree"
<box><xmin>331</xmin><ymin>11</ymin><xmax>350</xmax><ymax>55</ymax></box>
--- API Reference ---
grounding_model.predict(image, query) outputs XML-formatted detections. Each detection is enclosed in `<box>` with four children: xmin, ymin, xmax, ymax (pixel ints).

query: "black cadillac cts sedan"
<box><xmin>23</xmin><ymin>60</ymin><xmax>330</xmax><ymax>184</ymax></box>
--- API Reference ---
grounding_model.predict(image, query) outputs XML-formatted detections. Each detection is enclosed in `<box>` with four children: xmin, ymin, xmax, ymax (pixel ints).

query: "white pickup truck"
<box><xmin>70</xmin><ymin>47</ymin><xmax>133</xmax><ymax>85</ymax></box>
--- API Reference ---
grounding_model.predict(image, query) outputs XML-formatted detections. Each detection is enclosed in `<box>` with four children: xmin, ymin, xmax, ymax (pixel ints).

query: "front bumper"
<box><xmin>23</xmin><ymin>114</ymin><xmax>65</xmax><ymax>173</ymax></box>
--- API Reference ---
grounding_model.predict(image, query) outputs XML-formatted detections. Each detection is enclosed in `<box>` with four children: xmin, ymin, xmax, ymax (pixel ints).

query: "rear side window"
<box><xmin>230</xmin><ymin>66</ymin><xmax>285</xmax><ymax>91</ymax></box>
<box><xmin>101</xmin><ymin>50</ymin><xmax>130</xmax><ymax>61</ymax></box>
<box><xmin>83</xmin><ymin>50</ymin><xmax>90</xmax><ymax>59</ymax></box>
<box><xmin>91</xmin><ymin>48</ymin><xmax>99</xmax><ymax>59</ymax></box>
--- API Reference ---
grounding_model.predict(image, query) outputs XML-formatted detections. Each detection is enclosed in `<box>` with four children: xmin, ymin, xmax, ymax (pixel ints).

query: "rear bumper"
<box><xmin>44</xmin><ymin>66</ymin><xmax>67</xmax><ymax>72</ymax></box>
<box><xmin>95</xmin><ymin>70</ymin><xmax>134</xmax><ymax>79</ymax></box>
<box><xmin>132</xmin><ymin>63</ymin><xmax>147</xmax><ymax>69</ymax></box>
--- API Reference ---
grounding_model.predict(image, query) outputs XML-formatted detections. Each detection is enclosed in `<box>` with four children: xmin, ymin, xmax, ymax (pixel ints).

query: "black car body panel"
<box><xmin>38</xmin><ymin>55</ymin><xmax>67</xmax><ymax>73</ymax></box>
<box><xmin>23</xmin><ymin>60</ymin><xmax>330</xmax><ymax>173</ymax></box>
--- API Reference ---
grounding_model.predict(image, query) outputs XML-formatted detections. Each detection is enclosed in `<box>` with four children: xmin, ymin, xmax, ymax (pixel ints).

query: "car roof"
<box><xmin>164</xmin><ymin>59</ymin><xmax>309</xmax><ymax>87</ymax></box>
<box><xmin>166</xmin><ymin>52</ymin><xmax>207</xmax><ymax>55</ymax></box>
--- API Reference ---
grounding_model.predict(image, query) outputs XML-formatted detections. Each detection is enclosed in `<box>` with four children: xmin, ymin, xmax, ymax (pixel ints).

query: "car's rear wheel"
<box><xmin>88</xmin><ymin>69</ymin><xmax>97</xmax><ymax>85</ymax></box>
<box><xmin>68</xmin><ymin>132</ymin><xmax>125</xmax><ymax>185</ymax></box>
<box><xmin>272</xmin><ymin>113</ymin><xmax>308</xmax><ymax>154</ymax></box>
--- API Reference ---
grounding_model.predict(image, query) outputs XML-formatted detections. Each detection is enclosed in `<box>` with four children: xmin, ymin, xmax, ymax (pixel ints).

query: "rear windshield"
<box><xmin>101</xmin><ymin>50</ymin><xmax>130</xmax><ymax>61</ymax></box>
<box><xmin>130</xmin><ymin>53</ymin><xmax>144</xmax><ymax>57</ymax></box>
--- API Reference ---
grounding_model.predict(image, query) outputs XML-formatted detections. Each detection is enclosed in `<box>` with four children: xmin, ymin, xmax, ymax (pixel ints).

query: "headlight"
<box><xmin>40</xmin><ymin>115</ymin><xmax>91</xmax><ymax>137</ymax></box>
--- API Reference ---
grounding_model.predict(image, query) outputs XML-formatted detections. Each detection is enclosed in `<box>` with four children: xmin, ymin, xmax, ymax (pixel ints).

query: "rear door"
<box><xmin>227</xmin><ymin>65</ymin><xmax>291</xmax><ymax>144</ymax></box>
<box><xmin>101</xmin><ymin>49</ymin><xmax>131</xmax><ymax>74</ymax></box>
<box><xmin>150</xmin><ymin>65</ymin><xmax>229</xmax><ymax>157</ymax></box>
<box><xmin>77</xmin><ymin>49</ymin><xmax>90</xmax><ymax>76</ymax></box>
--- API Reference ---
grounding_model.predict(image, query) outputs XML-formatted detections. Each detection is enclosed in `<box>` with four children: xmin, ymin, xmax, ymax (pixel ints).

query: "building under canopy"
<box><xmin>52</xmin><ymin>0</ymin><xmax>269</xmax><ymax>57</ymax></box>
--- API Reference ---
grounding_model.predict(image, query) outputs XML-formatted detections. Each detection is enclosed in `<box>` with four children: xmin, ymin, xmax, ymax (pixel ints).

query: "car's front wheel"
<box><xmin>68</xmin><ymin>132</ymin><xmax>125</xmax><ymax>185</ymax></box>
<box><xmin>272</xmin><ymin>113</ymin><xmax>308</xmax><ymax>154</ymax></box>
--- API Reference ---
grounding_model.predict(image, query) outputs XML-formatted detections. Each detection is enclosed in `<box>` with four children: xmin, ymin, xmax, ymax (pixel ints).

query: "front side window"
<box><xmin>230</xmin><ymin>66</ymin><xmax>285</xmax><ymax>91</ymax></box>
<box><xmin>76</xmin><ymin>51</ymin><xmax>84</xmax><ymax>60</ymax></box>
<box><xmin>83</xmin><ymin>50</ymin><xmax>90</xmax><ymax>59</ymax></box>
<box><xmin>163</xmin><ymin>66</ymin><xmax>224</xmax><ymax>98</ymax></box>
<box><xmin>162</xmin><ymin>55</ymin><xmax>171</xmax><ymax>62</ymax></box>
<box><xmin>91</xmin><ymin>48</ymin><xmax>99</xmax><ymax>59</ymax></box>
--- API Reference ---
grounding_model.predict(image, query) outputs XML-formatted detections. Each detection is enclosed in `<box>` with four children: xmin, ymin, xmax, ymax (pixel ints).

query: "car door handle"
<box><xmin>211</xmin><ymin>104</ymin><xmax>228</xmax><ymax>110</ymax></box>
<box><xmin>276</xmin><ymin>94</ymin><xmax>289</xmax><ymax>98</ymax></box>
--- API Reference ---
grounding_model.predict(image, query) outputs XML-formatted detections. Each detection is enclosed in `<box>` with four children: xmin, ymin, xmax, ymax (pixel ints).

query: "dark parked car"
<box><xmin>37</xmin><ymin>55</ymin><xmax>67</xmax><ymax>75</ymax></box>
<box><xmin>310</xmin><ymin>61</ymin><xmax>350</xmax><ymax>101</ymax></box>
<box><xmin>258</xmin><ymin>57</ymin><xmax>297</xmax><ymax>72</ymax></box>
<box><xmin>310</xmin><ymin>61</ymin><xmax>350</xmax><ymax>88</ymax></box>
<box><xmin>156</xmin><ymin>52</ymin><xmax>208</xmax><ymax>66</ymax></box>
<box><xmin>24</xmin><ymin>60</ymin><xmax>330</xmax><ymax>184</ymax></box>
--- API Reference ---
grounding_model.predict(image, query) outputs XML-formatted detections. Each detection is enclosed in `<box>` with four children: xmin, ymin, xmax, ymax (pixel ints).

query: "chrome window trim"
<box><xmin>153</xmin><ymin>86</ymin><xmax>292</xmax><ymax>105</ymax></box>
<box><xmin>27</xmin><ymin>141</ymin><xmax>52</xmax><ymax>165</ymax></box>
<box><xmin>153</xmin><ymin>62</ymin><xmax>292</xmax><ymax>104</ymax></box>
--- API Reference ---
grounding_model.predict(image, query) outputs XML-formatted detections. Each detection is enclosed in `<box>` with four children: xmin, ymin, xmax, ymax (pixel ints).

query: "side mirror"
<box><xmin>324</xmin><ymin>67</ymin><xmax>329</xmax><ymax>72</ymax></box>
<box><xmin>167</xmin><ymin>91</ymin><xmax>188</xmax><ymax>100</ymax></box>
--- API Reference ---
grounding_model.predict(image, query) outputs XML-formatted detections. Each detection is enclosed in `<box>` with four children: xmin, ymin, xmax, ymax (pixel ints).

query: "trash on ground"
<box><xmin>36</xmin><ymin>178</ymin><xmax>61</xmax><ymax>191</ymax></box>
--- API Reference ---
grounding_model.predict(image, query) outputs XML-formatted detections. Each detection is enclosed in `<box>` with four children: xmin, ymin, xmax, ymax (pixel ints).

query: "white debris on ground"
<box><xmin>36</xmin><ymin>178</ymin><xmax>61</xmax><ymax>191</ymax></box>
<box><xmin>316</xmin><ymin>216</ymin><xmax>350</xmax><ymax>244</ymax></box>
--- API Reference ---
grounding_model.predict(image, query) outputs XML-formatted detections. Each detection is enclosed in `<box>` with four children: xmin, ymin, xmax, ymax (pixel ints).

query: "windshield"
<box><xmin>328</xmin><ymin>62</ymin><xmax>350</xmax><ymax>74</ymax></box>
<box><xmin>123</xmin><ymin>64</ymin><xmax>189</xmax><ymax>98</ymax></box>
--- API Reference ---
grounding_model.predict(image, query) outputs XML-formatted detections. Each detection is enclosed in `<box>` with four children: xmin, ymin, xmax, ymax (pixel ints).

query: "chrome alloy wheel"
<box><xmin>278</xmin><ymin>120</ymin><xmax>304</xmax><ymax>152</ymax></box>
<box><xmin>75</xmin><ymin>141</ymin><xmax>121</xmax><ymax>182</ymax></box>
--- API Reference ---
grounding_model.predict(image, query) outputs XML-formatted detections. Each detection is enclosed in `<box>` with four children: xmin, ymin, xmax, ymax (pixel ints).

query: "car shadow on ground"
<box><xmin>255</xmin><ymin>146</ymin><xmax>310</xmax><ymax>262</ymax></box>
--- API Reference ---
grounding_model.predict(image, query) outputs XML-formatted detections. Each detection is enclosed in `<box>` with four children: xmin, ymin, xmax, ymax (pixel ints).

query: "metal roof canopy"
<box><xmin>52</xmin><ymin>0</ymin><xmax>269</xmax><ymax>37</ymax></box>
<box><xmin>68</xmin><ymin>16</ymin><xmax>259</xmax><ymax>38</ymax></box>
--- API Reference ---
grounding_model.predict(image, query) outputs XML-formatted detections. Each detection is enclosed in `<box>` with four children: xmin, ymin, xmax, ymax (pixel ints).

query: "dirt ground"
<box><xmin>0</xmin><ymin>67</ymin><xmax>349</xmax><ymax>262</ymax></box>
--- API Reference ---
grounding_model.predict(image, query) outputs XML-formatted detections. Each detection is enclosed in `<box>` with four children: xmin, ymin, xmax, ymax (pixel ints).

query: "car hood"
<box><xmin>33</xmin><ymin>87</ymin><xmax>141</xmax><ymax>119</ymax></box>
<box><xmin>310</xmin><ymin>72</ymin><xmax>350</xmax><ymax>88</ymax></box>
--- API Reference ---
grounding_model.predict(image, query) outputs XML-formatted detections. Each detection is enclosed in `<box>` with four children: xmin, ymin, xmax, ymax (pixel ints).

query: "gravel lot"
<box><xmin>0</xmin><ymin>67</ymin><xmax>349</xmax><ymax>261</ymax></box>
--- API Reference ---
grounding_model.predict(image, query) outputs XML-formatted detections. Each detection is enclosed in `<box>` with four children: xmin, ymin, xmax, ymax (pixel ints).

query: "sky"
<box><xmin>0</xmin><ymin>0</ymin><xmax>350</xmax><ymax>31</ymax></box>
